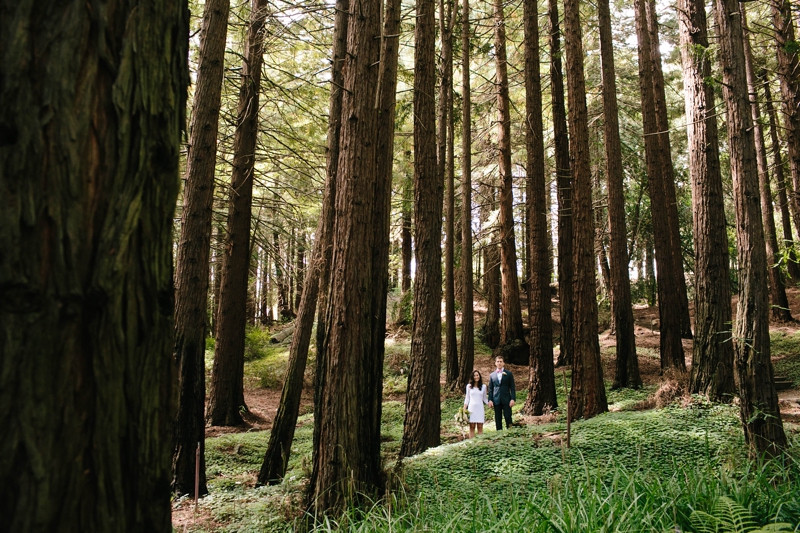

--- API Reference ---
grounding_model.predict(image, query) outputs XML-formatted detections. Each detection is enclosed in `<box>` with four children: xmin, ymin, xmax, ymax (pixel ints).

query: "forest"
<box><xmin>1</xmin><ymin>0</ymin><xmax>800</xmax><ymax>531</ymax></box>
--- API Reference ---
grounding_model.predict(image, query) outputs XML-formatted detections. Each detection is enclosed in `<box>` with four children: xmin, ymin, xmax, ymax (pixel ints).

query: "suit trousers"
<box><xmin>494</xmin><ymin>402</ymin><xmax>512</xmax><ymax>430</ymax></box>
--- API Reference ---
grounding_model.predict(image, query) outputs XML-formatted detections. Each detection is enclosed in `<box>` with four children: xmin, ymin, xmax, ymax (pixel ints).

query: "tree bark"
<box><xmin>440</xmin><ymin>0</ymin><xmax>458</xmax><ymax>388</ymax></box>
<box><xmin>207</xmin><ymin>0</ymin><xmax>267</xmax><ymax>426</ymax></box>
<box><xmin>762</xmin><ymin>70</ymin><xmax>800</xmax><ymax>284</ymax></box>
<box><xmin>401</xmin><ymin>0</ymin><xmax>443</xmax><ymax>458</ymax></box>
<box><xmin>563</xmin><ymin>0</ymin><xmax>608</xmax><ymax>420</ymax></box>
<box><xmin>173</xmin><ymin>0</ymin><xmax>230</xmax><ymax>496</ymax></box>
<box><xmin>676</xmin><ymin>0</ymin><xmax>735</xmax><ymax>400</ymax></box>
<box><xmin>549</xmin><ymin>0</ymin><xmax>574</xmax><ymax>369</ymax></box>
<box><xmin>493</xmin><ymin>0</ymin><xmax>528</xmax><ymax>365</ymax></box>
<box><xmin>457</xmin><ymin>0</ymin><xmax>475</xmax><ymax>390</ymax></box>
<box><xmin>598</xmin><ymin>0</ymin><xmax>640</xmax><ymax>390</ymax></box>
<box><xmin>645</xmin><ymin>0</ymin><xmax>693</xmax><ymax>339</ymax></box>
<box><xmin>522</xmin><ymin>0</ymin><xmax>557</xmax><ymax>415</ymax></box>
<box><xmin>714</xmin><ymin>0</ymin><xmax>788</xmax><ymax>456</ymax></box>
<box><xmin>0</xmin><ymin>0</ymin><xmax>187</xmax><ymax>530</ymax></box>
<box><xmin>635</xmin><ymin>0</ymin><xmax>686</xmax><ymax>371</ymax></box>
<box><xmin>743</xmin><ymin>8</ymin><xmax>793</xmax><ymax>322</ymax></box>
<box><xmin>481</xmin><ymin>185</ymin><xmax>502</xmax><ymax>350</ymax></box>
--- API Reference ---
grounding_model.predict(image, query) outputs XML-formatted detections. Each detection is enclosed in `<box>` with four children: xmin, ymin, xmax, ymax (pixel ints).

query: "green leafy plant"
<box><xmin>688</xmin><ymin>496</ymin><xmax>794</xmax><ymax>533</ymax></box>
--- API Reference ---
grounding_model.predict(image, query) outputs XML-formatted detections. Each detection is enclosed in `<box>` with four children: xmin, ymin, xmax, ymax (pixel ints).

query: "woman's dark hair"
<box><xmin>469</xmin><ymin>370</ymin><xmax>483</xmax><ymax>390</ymax></box>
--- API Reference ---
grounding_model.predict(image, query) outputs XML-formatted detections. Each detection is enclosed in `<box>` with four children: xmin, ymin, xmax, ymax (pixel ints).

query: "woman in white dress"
<box><xmin>464</xmin><ymin>370</ymin><xmax>488</xmax><ymax>438</ymax></box>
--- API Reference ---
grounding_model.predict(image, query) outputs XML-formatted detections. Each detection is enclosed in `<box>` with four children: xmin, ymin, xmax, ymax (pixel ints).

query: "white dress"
<box><xmin>465</xmin><ymin>384</ymin><xmax>488</xmax><ymax>423</ymax></box>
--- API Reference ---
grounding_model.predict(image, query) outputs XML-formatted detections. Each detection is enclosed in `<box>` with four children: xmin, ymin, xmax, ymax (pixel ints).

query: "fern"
<box><xmin>687</xmin><ymin>497</ymin><xmax>794</xmax><ymax>533</ymax></box>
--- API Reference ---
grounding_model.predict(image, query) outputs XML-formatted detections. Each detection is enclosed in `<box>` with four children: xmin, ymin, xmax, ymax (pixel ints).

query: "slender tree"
<box><xmin>743</xmin><ymin>8</ymin><xmax>793</xmax><ymax>322</ymax></box>
<box><xmin>522</xmin><ymin>0</ymin><xmax>557</xmax><ymax>414</ymax></box>
<box><xmin>0</xmin><ymin>0</ymin><xmax>187</xmax><ymax>529</ymax></box>
<box><xmin>635</xmin><ymin>0</ymin><xmax>686</xmax><ymax>371</ymax></box>
<box><xmin>563</xmin><ymin>0</ymin><xmax>608</xmax><ymax>420</ymax></box>
<box><xmin>714</xmin><ymin>0</ymin><xmax>788</xmax><ymax>455</ymax></box>
<box><xmin>172</xmin><ymin>0</ymin><xmax>231</xmax><ymax>495</ymax></box>
<box><xmin>676</xmin><ymin>0</ymin><xmax>735</xmax><ymax>400</ymax></box>
<box><xmin>598</xmin><ymin>0</ymin><xmax>640</xmax><ymax>390</ymax></box>
<box><xmin>207</xmin><ymin>0</ymin><xmax>268</xmax><ymax>426</ymax></box>
<box><xmin>309</xmin><ymin>0</ymin><xmax>388</xmax><ymax>512</ymax></box>
<box><xmin>401</xmin><ymin>0</ymin><xmax>443</xmax><ymax>458</ymax></box>
<box><xmin>493</xmin><ymin>0</ymin><xmax>528</xmax><ymax>364</ymax></box>
<box><xmin>457</xmin><ymin>0</ymin><xmax>476</xmax><ymax>389</ymax></box>
<box><xmin>549</xmin><ymin>0</ymin><xmax>574</xmax><ymax>368</ymax></box>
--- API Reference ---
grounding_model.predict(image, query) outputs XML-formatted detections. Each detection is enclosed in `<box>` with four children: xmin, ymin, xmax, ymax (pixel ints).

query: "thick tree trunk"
<box><xmin>493</xmin><ymin>0</ymin><xmax>527</xmax><ymax>365</ymax></box>
<box><xmin>645</xmin><ymin>0</ymin><xmax>693</xmax><ymax>339</ymax></box>
<box><xmin>549</xmin><ymin>0</ymin><xmax>574</xmax><ymax>369</ymax></box>
<box><xmin>482</xmin><ymin>225</ymin><xmax>502</xmax><ymax>349</ymax></box>
<box><xmin>0</xmin><ymin>1</ymin><xmax>187</xmax><ymax>530</ymax></box>
<box><xmin>598</xmin><ymin>0</ymin><xmax>640</xmax><ymax>390</ymax></box>
<box><xmin>457</xmin><ymin>0</ymin><xmax>475</xmax><ymax>390</ymax></box>
<box><xmin>715</xmin><ymin>0</ymin><xmax>788</xmax><ymax>456</ymax></box>
<box><xmin>401</xmin><ymin>183</ymin><xmax>413</xmax><ymax>294</ymax></box>
<box><xmin>563</xmin><ymin>0</ymin><xmax>608</xmax><ymax>420</ymax></box>
<box><xmin>207</xmin><ymin>0</ymin><xmax>267</xmax><ymax>426</ymax></box>
<box><xmin>763</xmin><ymin>71</ymin><xmax>800</xmax><ymax>283</ymax></box>
<box><xmin>677</xmin><ymin>0</ymin><xmax>735</xmax><ymax>400</ymax></box>
<box><xmin>401</xmin><ymin>0</ymin><xmax>443</xmax><ymax>458</ymax></box>
<box><xmin>635</xmin><ymin>0</ymin><xmax>686</xmax><ymax>371</ymax></box>
<box><xmin>743</xmin><ymin>10</ymin><xmax>793</xmax><ymax>323</ymax></box>
<box><xmin>440</xmin><ymin>0</ymin><xmax>458</xmax><ymax>388</ymax></box>
<box><xmin>522</xmin><ymin>0</ymin><xmax>557</xmax><ymax>415</ymax></box>
<box><xmin>173</xmin><ymin>0</ymin><xmax>230</xmax><ymax>496</ymax></box>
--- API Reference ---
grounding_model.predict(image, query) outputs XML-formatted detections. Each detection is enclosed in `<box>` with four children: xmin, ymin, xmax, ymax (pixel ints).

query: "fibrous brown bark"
<box><xmin>563</xmin><ymin>0</ymin><xmax>608</xmax><ymax>420</ymax></box>
<box><xmin>677</xmin><ymin>0</ymin><xmax>735</xmax><ymax>400</ymax></box>
<box><xmin>401</xmin><ymin>0</ymin><xmax>443</xmax><ymax>458</ymax></box>
<box><xmin>0</xmin><ymin>0</ymin><xmax>188</xmax><ymax>530</ymax></box>
<box><xmin>762</xmin><ymin>71</ymin><xmax>800</xmax><ymax>284</ymax></box>
<box><xmin>598</xmin><ymin>0</ymin><xmax>640</xmax><ymax>390</ymax></box>
<box><xmin>173</xmin><ymin>0</ymin><xmax>230</xmax><ymax>496</ymax></box>
<box><xmin>457</xmin><ymin>0</ymin><xmax>475</xmax><ymax>390</ymax></box>
<box><xmin>522</xmin><ymin>0</ymin><xmax>557</xmax><ymax>415</ymax></box>
<box><xmin>481</xmin><ymin>190</ymin><xmax>502</xmax><ymax>349</ymax></box>
<box><xmin>207</xmin><ymin>0</ymin><xmax>268</xmax><ymax>427</ymax></box>
<box><xmin>635</xmin><ymin>0</ymin><xmax>686</xmax><ymax>371</ymax></box>
<box><xmin>714</xmin><ymin>0</ymin><xmax>788</xmax><ymax>456</ymax></box>
<box><xmin>743</xmin><ymin>9</ymin><xmax>793</xmax><ymax>323</ymax></box>
<box><xmin>401</xmin><ymin>184</ymin><xmax>413</xmax><ymax>294</ymax></box>
<box><xmin>493</xmin><ymin>0</ymin><xmax>528</xmax><ymax>364</ymax></box>
<box><xmin>549</xmin><ymin>0</ymin><xmax>574</xmax><ymax>368</ymax></box>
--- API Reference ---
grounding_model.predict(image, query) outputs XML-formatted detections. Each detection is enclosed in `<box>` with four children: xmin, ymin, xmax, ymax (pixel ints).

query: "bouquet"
<box><xmin>454</xmin><ymin>406</ymin><xmax>470</xmax><ymax>426</ymax></box>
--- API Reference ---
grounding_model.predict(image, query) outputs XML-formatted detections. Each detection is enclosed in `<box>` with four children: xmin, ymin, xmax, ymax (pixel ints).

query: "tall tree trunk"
<box><xmin>259</xmin><ymin>245</ymin><xmax>273</xmax><ymax>326</ymax></box>
<box><xmin>207</xmin><ymin>0</ymin><xmax>267</xmax><ymax>426</ymax></box>
<box><xmin>172</xmin><ymin>0</ymin><xmax>230</xmax><ymax>496</ymax></box>
<box><xmin>549</xmin><ymin>0</ymin><xmax>574</xmax><ymax>368</ymax></box>
<box><xmin>0</xmin><ymin>0</ymin><xmax>187</xmax><ymax>529</ymax></box>
<box><xmin>677</xmin><ymin>0</ymin><xmax>735</xmax><ymax>400</ymax></box>
<box><xmin>743</xmin><ymin>9</ymin><xmax>793</xmax><ymax>323</ymax></box>
<box><xmin>563</xmin><ymin>0</ymin><xmax>608</xmax><ymax>420</ymax></box>
<box><xmin>401</xmin><ymin>0</ymin><xmax>443</xmax><ymax>458</ymax></box>
<box><xmin>635</xmin><ymin>0</ymin><xmax>686</xmax><ymax>371</ymax></box>
<box><xmin>401</xmin><ymin>180</ymin><xmax>413</xmax><ymax>294</ymax></box>
<box><xmin>645</xmin><ymin>0</ymin><xmax>693</xmax><ymax>339</ymax></box>
<box><xmin>457</xmin><ymin>0</ymin><xmax>475</xmax><ymax>390</ymax></box>
<box><xmin>481</xmin><ymin>184</ymin><xmax>502</xmax><ymax>349</ymax></box>
<box><xmin>598</xmin><ymin>0</ymin><xmax>640</xmax><ymax>390</ymax></box>
<box><xmin>440</xmin><ymin>0</ymin><xmax>458</xmax><ymax>388</ymax></box>
<box><xmin>294</xmin><ymin>233</ymin><xmax>305</xmax><ymax>311</ymax></box>
<box><xmin>714</xmin><ymin>0</ymin><xmax>788</xmax><ymax>456</ymax></box>
<box><xmin>493</xmin><ymin>0</ymin><xmax>528</xmax><ymax>364</ymax></box>
<box><xmin>258</xmin><ymin>0</ymin><xmax>350</xmax><ymax>485</ymax></box>
<box><xmin>772</xmin><ymin>0</ymin><xmax>800</xmax><ymax>248</ymax></box>
<box><xmin>522</xmin><ymin>0</ymin><xmax>557</xmax><ymax>415</ymax></box>
<box><xmin>309</xmin><ymin>0</ymin><xmax>388</xmax><ymax>513</ymax></box>
<box><xmin>763</xmin><ymin>70</ymin><xmax>800</xmax><ymax>283</ymax></box>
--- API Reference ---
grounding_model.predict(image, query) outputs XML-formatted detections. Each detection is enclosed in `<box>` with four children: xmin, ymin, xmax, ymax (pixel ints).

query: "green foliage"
<box><xmin>770</xmin><ymin>332</ymin><xmax>800</xmax><ymax>386</ymax></box>
<box><xmin>689</xmin><ymin>497</ymin><xmax>794</xmax><ymax>533</ymax></box>
<box><xmin>244</xmin><ymin>326</ymin><xmax>272</xmax><ymax>362</ymax></box>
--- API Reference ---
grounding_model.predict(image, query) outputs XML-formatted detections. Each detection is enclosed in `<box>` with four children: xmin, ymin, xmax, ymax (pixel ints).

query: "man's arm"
<box><xmin>487</xmin><ymin>376</ymin><xmax>494</xmax><ymax>407</ymax></box>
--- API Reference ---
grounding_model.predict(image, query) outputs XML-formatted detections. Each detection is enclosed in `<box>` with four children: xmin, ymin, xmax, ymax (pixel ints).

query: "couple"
<box><xmin>463</xmin><ymin>355</ymin><xmax>516</xmax><ymax>438</ymax></box>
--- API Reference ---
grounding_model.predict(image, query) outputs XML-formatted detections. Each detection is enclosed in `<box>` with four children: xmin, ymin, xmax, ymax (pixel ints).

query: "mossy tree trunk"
<box><xmin>0</xmin><ymin>0</ymin><xmax>188</xmax><ymax>530</ymax></box>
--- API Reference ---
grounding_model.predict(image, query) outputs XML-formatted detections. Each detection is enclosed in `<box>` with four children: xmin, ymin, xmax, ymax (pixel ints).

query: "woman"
<box><xmin>463</xmin><ymin>370</ymin><xmax>488</xmax><ymax>438</ymax></box>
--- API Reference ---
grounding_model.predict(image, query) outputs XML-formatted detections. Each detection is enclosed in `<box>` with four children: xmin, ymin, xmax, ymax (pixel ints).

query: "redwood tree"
<box><xmin>563</xmin><ymin>0</ymin><xmax>608</xmax><ymax>420</ymax></box>
<box><xmin>0</xmin><ymin>0</ymin><xmax>187</xmax><ymax>530</ymax></box>
<box><xmin>714</xmin><ymin>0</ymin><xmax>788</xmax><ymax>455</ymax></box>
<box><xmin>401</xmin><ymin>0</ymin><xmax>443</xmax><ymax>458</ymax></box>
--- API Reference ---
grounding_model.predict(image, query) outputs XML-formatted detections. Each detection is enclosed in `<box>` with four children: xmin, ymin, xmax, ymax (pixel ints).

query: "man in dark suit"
<box><xmin>487</xmin><ymin>355</ymin><xmax>515</xmax><ymax>430</ymax></box>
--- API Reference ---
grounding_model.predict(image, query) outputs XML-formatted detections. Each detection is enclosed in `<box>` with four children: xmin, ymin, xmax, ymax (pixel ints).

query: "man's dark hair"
<box><xmin>495</xmin><ymin>354</ymin><xmax>504</xmax><ymax>361</ymax></box>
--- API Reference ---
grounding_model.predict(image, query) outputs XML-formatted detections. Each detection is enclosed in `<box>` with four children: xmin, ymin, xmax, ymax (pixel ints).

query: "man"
<box><xmin>487</xmin><ymin>355</ymin><xmax>516</xmax><ymax>430</ymax></box>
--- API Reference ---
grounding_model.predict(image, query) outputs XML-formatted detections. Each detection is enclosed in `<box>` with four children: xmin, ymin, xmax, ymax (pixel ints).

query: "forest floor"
<box><xmin>172</xmin><ymin>290</ymin><xmax>800</xmax><ymax>531</ymax></box>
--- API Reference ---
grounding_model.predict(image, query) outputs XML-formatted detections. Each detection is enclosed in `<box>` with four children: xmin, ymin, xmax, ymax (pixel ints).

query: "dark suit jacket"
<box><xmin>488</xmin><ymin>369</ymin><xmax>516</xmax><ymax>405</ymax></box>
